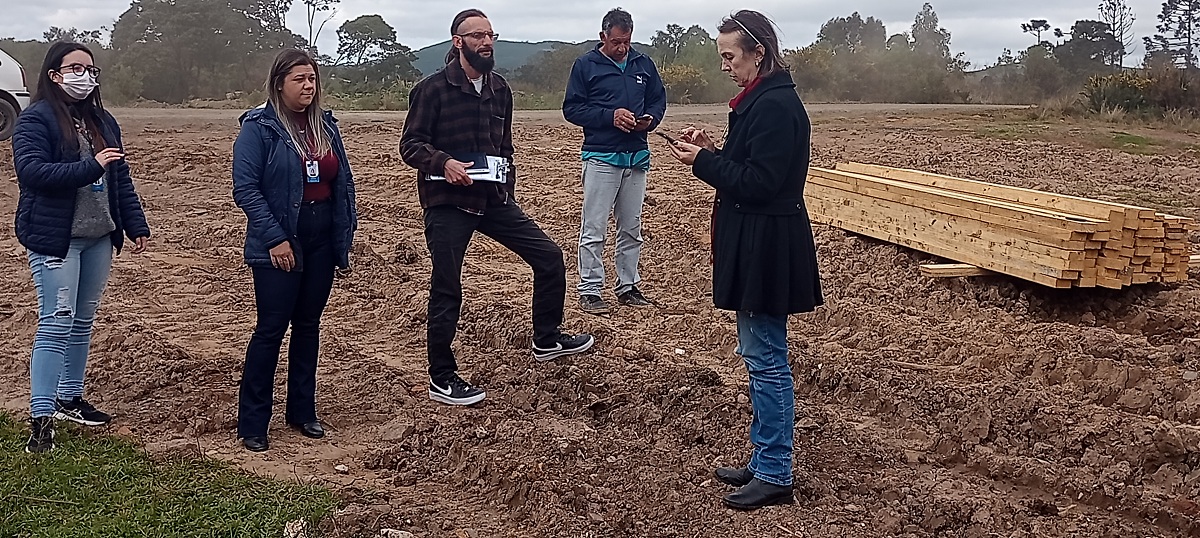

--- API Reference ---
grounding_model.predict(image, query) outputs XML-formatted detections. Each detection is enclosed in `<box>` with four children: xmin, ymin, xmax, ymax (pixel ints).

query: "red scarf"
<box><xmin>728</xmin><ymin>76</ymin><xmax>763</xmax><ymax>109</ymax></box>
<box><xmin>711</xmin><ymin>77</ymin><xmax>765</xmax><ymax>265</ymax></box>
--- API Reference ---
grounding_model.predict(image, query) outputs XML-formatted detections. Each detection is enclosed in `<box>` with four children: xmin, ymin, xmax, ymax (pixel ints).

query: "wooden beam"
<box><xmin>807</xmin><ymin>174</ymin><xmax>1092</xmax><ymax>245</ymax></box>
<box><xmin>1191</xmin><ymin>255</ymin><xmax>1200</xmax><ymax>268</ymax></box>
<box><xmin>806</xmin><ymin>185</ymin><xmax>1094</xmax><ymax>268</ymax></box>
<box><xmin>810</xmin><ymin>168</ymin><xmax>1105</xmax><ymax>233</ymax></box>
<box><xmin>837</xmin><ymin>162</ymin><xmax>1153</xmax><ymax>222</ymax></box>
<box><xmin>919</xmin><ymin>264</ymin><xmax>996</xmax><ymax>278</ymax></box>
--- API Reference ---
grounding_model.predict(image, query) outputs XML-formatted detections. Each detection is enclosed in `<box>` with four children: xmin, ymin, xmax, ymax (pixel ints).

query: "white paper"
<box><xmin>427</xmin><ymin>156</ymin><xmax>509</xmax><ymax>183</ymax></box>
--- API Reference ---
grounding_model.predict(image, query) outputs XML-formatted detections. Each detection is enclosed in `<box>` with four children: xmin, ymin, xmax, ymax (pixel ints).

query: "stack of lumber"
<box><xmin>804</xmin><ymin>162</ymin><xmax>1198</xmax><ymax>289</ymax></box>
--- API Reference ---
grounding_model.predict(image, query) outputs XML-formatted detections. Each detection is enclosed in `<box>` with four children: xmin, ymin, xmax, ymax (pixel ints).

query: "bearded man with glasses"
<box><xmin>400</xmin><ymin>9</ymin><xmax>595</xmax><ymax>407</ymax></box>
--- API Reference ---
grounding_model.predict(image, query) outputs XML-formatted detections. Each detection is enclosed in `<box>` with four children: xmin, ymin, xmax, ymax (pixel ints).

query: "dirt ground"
<box><xmin>2</xmin><ymin>103</ymin><xmax>1200</xmax><ymax>537</ymax></box>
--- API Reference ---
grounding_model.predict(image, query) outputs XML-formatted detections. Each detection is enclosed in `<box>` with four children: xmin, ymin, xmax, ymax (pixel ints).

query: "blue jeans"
<box><xmin>28</xmin><ymin>237</ymin><xmax>113</xmax><ymax>418</ymax></box>
<box><xmin>736</xmin><ymin>311</ymin><xmax>794</xmax><ymax>486</ymax></box>
<box><xmin>577</xmin><ymin>160</ymin><xmax>646</xmax><ymax>296</ymax></box>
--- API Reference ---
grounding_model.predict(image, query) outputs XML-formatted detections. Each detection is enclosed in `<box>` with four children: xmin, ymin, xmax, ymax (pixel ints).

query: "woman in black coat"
<box><xmin>667</xmin><ymin>10</ymin><xmax>823</xmax><ymax>510</ymax></box>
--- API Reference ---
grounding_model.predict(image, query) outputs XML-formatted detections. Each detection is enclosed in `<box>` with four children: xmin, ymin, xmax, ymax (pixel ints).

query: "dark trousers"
<box><xmin>238</xmin><ymin>201</ymin><xmax>336</xmax><ymax>438</ymax></box>
<box><xmin>424</xmin><ymin>203</ymin><xmax>566</xmax><ymax>383</ymax></box>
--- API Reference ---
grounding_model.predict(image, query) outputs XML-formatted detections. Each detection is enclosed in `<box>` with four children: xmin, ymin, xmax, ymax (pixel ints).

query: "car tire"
<box><xmin>0</xmin><ymin>99</ymin><xmax>17</xmax><ymax>141</ymax></box>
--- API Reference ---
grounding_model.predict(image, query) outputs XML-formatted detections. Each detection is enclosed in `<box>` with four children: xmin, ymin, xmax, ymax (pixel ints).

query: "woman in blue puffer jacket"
<box><xmin>12</xmin><ymin>42</ymin><xmax>151</xmax><ymax>454</ymax></box>
<box><xmin>232</xmin><ymin>48</ymin><xmax>357</xmax><ymax>452</ymax></box>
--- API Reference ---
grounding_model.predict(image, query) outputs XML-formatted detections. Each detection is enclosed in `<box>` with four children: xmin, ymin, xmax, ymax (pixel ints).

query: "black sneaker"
<box><xmin>532</xmin><ymin>333</ymin><xmax>595</xmax><ymax>361</ymax></box>
<box><xmin>428</xmin><ymin>373</ymin><xmax>486</xmax><ymax>406</ymax></box>
<box><xmin>579</xmin><ymin>294</ymin><xmax>610</xmax><ymax>315</ymax></box>
<box><xmin>617</xmin><ymin>286</ymin><xmax>652</xmax><ymax>307</ymax></box>
<box><xmin>25</xmin><ymin>417</ymin><xmax>54</xmax><ymax>454</ymax></box>
<box><xmin>54</xmin><ymin>396</ymin><xmax>112</xmax><ymax>427</ymax></box>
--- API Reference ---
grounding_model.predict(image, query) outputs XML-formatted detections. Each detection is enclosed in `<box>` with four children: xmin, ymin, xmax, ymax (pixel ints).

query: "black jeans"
<box><xmin>424</xmin><ymin>203</ymin><xmax>566</xmax><ymax>383</ymax></box>
<box><xmin>238</xmin><ymin>201</ymin><xmax>336</xmax><ymax>438</ymax></box>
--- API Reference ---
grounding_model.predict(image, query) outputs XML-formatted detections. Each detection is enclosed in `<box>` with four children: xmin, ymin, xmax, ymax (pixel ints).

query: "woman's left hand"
<box><xmin>131</xmin><ymin>236</ymin><xmax>149</xmax><ymax>254</ymax></box>
<box><xmin>668</xmin><ymin>140</ymin><xmax>703</xmax><ymax>166</ymax></box>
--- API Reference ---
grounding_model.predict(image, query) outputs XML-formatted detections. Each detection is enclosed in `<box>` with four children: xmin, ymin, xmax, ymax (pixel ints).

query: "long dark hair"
<box><xmin>446</xmin><ymin>9</ymin><xmax>488</xmax><ymax>64</ymax></box>
<box><xmin>265</xmin><ymin>48</ymin><xmax>332</xmax><ymax>158</ymax></box>
<box><xmin>717</xmin><ymin>11</ymin><xmax>789</xmax><ymax>78</ymax></box>
<box><xmin>32</xmin><ymin>42</ymin><xmax>107</xmax><ymax>151</ymax></box>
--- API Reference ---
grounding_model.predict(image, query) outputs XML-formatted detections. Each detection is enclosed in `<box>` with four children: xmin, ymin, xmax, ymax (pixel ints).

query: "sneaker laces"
<box><xmin>445</xmin><ymin>373</ymin><xmax>473</xmax><ymax>392</ymax></box>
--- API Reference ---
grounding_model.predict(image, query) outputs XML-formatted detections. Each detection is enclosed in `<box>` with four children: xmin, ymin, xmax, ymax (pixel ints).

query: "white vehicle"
<box><xmin>0</xmin><ymin>47</ymin><xmax>31</xmax><ymax>141</ymax></box>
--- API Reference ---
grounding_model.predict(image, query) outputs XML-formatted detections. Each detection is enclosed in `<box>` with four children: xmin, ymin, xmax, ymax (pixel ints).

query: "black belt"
<box><xmin>301</xmin><ymin>198</ymin><xmax>331</xmax><ymax>206</ymax></box>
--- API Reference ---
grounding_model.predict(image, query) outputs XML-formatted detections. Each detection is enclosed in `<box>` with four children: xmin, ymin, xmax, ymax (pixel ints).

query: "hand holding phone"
<box><xmin>654</xmin><ymin>131</ymin><xmax>678</xmax><ymax>145</ymax></box>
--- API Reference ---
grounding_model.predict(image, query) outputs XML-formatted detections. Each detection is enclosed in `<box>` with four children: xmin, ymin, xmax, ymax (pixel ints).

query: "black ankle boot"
<box><xmin>722</xmin><ymin>478</ymin><xmax>794</xmax><ymax>510</ymax></box>
<box><xmin>714</xmin><ymin>466</ymin><xmax>754</xmax><ymax>487</ymax></box>
<box><xmin>243</xmin><ymin>436</ymin><xmax>269</xmax><ymax>452</ymax></box>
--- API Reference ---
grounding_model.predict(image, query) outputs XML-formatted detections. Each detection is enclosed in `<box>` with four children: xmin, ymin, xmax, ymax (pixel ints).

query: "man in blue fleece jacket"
<box><xmin>563</xmin><ymin>7</ymin><xmax>667</xmax><ymax>315</ymax></box>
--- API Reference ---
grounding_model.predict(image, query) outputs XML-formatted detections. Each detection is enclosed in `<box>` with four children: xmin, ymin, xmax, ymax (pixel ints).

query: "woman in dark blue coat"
<box><xmin>232</xmin><ymin>49</ymin><xmax>357</xmax><ymax>452</ymax></box>
<box><xmin>667</xmin><ymin>11</ymin><xmax>823</xmax><ymax>510</ymax></box>
<box><xmin>13</xmin><ymin>42</ymin><xmax>150</xmax><ymax>454</ymax></box>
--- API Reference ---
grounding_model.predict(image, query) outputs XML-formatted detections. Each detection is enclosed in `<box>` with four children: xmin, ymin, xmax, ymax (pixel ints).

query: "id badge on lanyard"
<box><xmin>305</xmin><ymin>159</ymin><xmax>320</xmax><ymax>183</ymax></box>
<box><xmin>91</xmin><ymin>176</ymin><xmax>104</xmax><ymax>192</ymax></box>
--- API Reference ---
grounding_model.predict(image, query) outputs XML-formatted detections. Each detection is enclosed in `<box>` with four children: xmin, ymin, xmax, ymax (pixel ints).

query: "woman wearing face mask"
<box><xmin>666</xmin><ymin>11</ymin><xmax>822</xmax><ymax>510</ymax></box>
<box><xmin>232</xmin><ymin>49</ymin><xmax>357</xmax><ymax>452</ymax></box>
<box><xmin>11</xmin><ymin>42</ymin><xmax>151</xmax><ymax>453</ymax></box>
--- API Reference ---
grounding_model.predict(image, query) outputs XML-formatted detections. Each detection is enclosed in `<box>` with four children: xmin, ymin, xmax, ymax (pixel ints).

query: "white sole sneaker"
<box><xmin>428</xmin><ymin>390</ymin><xmax>486</xmax><ymax>406</ymax></box>
<box><xmin>53</xmin><ymin>410</ymin><xmax>108</xmax><ymax>427</ymax></box>
<box><xmin>532</xmin><ymin>335</ymin><xmax>596</xmax><ymax>362</ymax></box>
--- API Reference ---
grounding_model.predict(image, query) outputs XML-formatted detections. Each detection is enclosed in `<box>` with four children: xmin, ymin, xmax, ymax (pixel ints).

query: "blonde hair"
<box><xmin>266</xmin><ymin>49</ymin><xmax>332</xmax><ymax>158</ymax></box>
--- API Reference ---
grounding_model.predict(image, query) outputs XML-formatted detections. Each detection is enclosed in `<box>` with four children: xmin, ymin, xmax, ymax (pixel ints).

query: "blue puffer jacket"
<box><xmin>12</xmin><ymin>100</ymin><xmax>150</xmax><ymax>258</ymax></box>
<box><xmin>232</xmin><ymin>103</ymin><xmax>357</xmax><ymax>270</ymax></box>
<box><xmin>563</xmin><ymin>46</ymin><xmax>667</xmax><ymax>154</ymax></box>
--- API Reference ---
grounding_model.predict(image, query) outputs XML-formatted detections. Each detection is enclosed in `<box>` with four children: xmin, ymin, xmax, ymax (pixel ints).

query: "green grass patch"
<box><xmin>1093</xmin><ymin>131</ymin><xmax>1163</xmax><ymax>155</ymax></box>
<box><xmin>0</xmin><ymin>414</ymin><xmax>337</xmax><ymax>538</ymax></box>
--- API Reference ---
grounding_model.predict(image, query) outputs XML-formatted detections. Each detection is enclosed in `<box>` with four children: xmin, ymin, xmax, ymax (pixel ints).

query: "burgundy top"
<box><xmin>292</xmin><ymin>113</ymin><xmax>338</xmax><ymax>202</ymax></box>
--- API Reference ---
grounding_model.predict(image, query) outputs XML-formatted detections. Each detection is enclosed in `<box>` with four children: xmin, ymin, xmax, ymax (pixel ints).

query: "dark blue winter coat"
<box><xmin>232</xmin><ymin>103</ymin><xmax>357</xmax><ymax>270</ymax></box>
<box><xmin>12</xmin><ymin>100</ymin><xmax>150</xmax><ymax>258</ymax></box>
<box><xmin>563</xmin><ymin>46</ymin><xmax>667</xmax><ymax>154</ymax></box>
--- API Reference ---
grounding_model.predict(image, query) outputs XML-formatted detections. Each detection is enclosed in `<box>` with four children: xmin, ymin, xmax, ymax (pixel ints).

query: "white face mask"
<box><xmin>59</xmin><ymin>71</ymin><xmax>98</xmax><ymax>100</ymax></box>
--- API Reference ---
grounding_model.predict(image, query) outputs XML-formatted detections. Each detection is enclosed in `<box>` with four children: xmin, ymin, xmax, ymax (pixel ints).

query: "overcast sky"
<box><xmin>2</xmin><ymin>1</ymin><xmax>1166</xmax><ymax>68</ymax></box>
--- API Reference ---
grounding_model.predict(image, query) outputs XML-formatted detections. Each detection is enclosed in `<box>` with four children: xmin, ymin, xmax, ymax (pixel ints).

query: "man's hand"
<box><xmin>443</xmin><ymin>159</ymin><xmax>475</xmax><ymax>186</ymax></box>
<box><xmin>613</xmin><ymin>108</ymin><xmax>637</xmax><ymax>133</ymax></box>
<box><xmin>634</xmin><ymin>114</ymin><xmax>653</xmax><ymax>132</ymax></box>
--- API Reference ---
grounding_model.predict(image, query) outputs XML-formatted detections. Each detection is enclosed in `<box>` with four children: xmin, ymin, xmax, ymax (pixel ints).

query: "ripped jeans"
<box><xmin>28</xmin><ymin>237</ymin><xmax>113</xmax><ymax>418</ymax></box>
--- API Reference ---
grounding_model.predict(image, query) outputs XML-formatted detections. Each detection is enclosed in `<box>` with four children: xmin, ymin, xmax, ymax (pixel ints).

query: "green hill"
<box><xmin>413</xmin><ymin>40</ymin><xmax>571</xmax><ymax>77</ymax></box>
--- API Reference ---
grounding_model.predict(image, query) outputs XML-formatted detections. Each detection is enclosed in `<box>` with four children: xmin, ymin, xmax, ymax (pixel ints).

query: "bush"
<box><xmin>1083</xmin><ymin>71</ymin><xmax>1149</xmax><ymax>112</ymax></box>
<box><xmin>1083</xmin><ymin>66</ymin><xmax>1200</xmax><ymax>116</ymax></box>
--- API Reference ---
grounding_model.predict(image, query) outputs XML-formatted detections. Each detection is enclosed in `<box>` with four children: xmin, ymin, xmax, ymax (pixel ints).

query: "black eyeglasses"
<box><xmin>456</xmin><ymin>31</ymin><xmax>498</xmax><ymax>41</ymax></box>
<box><xmin>58</xmin><ymin>63</ymin><xmax>101</xmax><ymax>77</ymax></box>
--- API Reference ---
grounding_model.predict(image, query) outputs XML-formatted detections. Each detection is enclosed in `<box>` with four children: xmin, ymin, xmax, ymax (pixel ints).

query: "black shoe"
<box><xmin>289</xmin><ymin>421</ymin><xmax>325</xmax><ymax>439</ymax></box>
<box><xmin>25</xmin><ymin>417</ymin><xmax>54</xmax><ymax>454</ymax></box>
<box><xmin>579</xmin><ymin>294</ymin><xmax>610</xmax><ymax>315</ymax></box>
<box><xmin>617</xmin><ymin>286</ymin><xmax>652</xmax><ymax>307</ymax></box>
<box><xmin>722</xmin><ymin>478</ymin><xmax>794</xmax><ymax>510</ymax></box>
<box><xmin>54</xmin><ymin>396</ymin><xmax>111</xmax><ymax>427</ymax></box>
<box><xmin>532</xmin><ymin>333</ymin><xmax>595</xmax><ymax>361</ymax></box>
<box><xmin>429</xmin><ymin>373</ymin><xmax>486</xmax><ymax>406</ymax></box>
<box><xmin>714</xmin><ymin>466</ymin><xmax>754</xmax><ymax>487</ymax></box>
<box><xmin>243</xmin><ymin>436</ymin><xmax>269</xmax><ymax>452</ymax></box>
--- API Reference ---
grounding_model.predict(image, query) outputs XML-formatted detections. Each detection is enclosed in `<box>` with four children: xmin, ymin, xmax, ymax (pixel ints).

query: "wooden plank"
<box><xmin>807</xmin><ymin>174</ymin><xmax>1092</xmax><ymax>245</ymax></box>
<box><xmin>919</xmin><ymin>264</ymin><xmax>995</xmax><ymax>278</ymax></box>
<box><xmin>1191</xmin><ymin>255</ymin><xmax>1200</xmax><ymax>268</ymax></box>
<box><xmin>806</xmin><ymin>185</ymin><xmax>1093</xmax><ymax>267</ymax></box>
<box><xmin>812</xmin><ymin>210</ymin><xmax>1076</xmax><ymax>287</ymax></box>
<box><xmin>811</xmin><ymin>168</ymin><xmax>1105</xmax><ymax>233</ymax></box>
<box><xmin>836</xmin><ymin>162</ymin><xmax>1151</xmax><ymax>222</ymax></box>
<box><xmin>807</xmin><ymin>203</ymin><xmax>1085</xmax><ymax>280</ymax></box>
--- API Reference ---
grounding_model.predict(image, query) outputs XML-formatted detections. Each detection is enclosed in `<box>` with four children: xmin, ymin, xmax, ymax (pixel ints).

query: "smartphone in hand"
<box><xmin>654</xmin><ymin>131</ymin><xmax>678</xmax><ymax>145</ymax></box>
